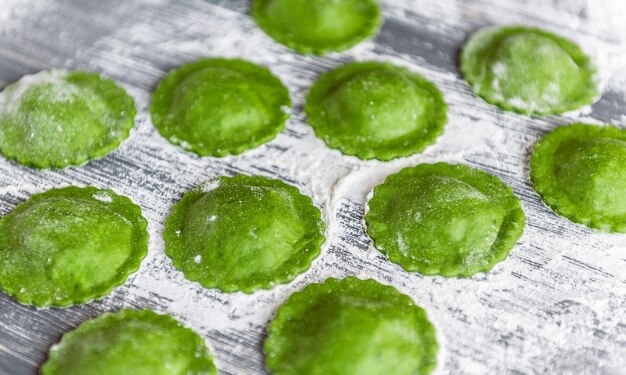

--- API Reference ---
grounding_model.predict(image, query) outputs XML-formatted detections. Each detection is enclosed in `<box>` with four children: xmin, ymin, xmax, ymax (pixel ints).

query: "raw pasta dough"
<box><xmin>264</xmin><ymin>277</ymin><xmax>438</xmax><ymax>375</ymax></box>
<box><xmin>0</xmin><ymin>70</ymin><xmax>136</xmax><ymax>168</ymax></box>
<box><xmin>460</xmin><ymin>26</ymin><xmax>598</xmax><ymax>115</ymax></box>
<box><xmin>531</xmin><ymin>123</ymin><xmax>626</xmax><ymax>233</ymax></box>
<box><xmin>365</xmin><ymin>163</ymin><xmax>525</xmax><ymax>277</ymax></box>
<box><xmin>163</xmin><ymin>175</ymin><xmax>325</xmax><ymax>293</ymax></box>
<box><xmin>41</xmin><ymin>309</ymin><xmax>217</xmax><ymax>375</ymax></box>
<box><xmin>0</xmin><ymin>187</ymin><xmax>148</xmax><ymax>307</ymax></box>
<box><xmin>251</xmin><ymin>0</ymin><xmax>382</xmax><ymax>55</ymax></box>
<box><xmin>150</xmin><ymin>58</ymin><xmax>290</xmax><ymax>157</ymax></box>
<box><xmin>306</xmin><ymin>61</ymin><xmax>447</xmax><ymax>160</ymax></box>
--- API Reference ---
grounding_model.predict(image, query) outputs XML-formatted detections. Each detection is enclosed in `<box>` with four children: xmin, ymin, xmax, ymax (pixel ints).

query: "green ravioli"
<box><xmin>41</xmin><ymin>309</ymin><xmax>217</xmax><ymax>375</ymax></box>
<box><xmin>530</xmin><ymin>123</ymin><xmax>626</xmax><ymax>233</ymax></box>
<box><xmin>150</xmin><ymin>58</ymin><xmax>290</xmax><ymax>157</ymax></box>
<box><xmin>265</xmin><ymin>277</ymin><xmax>438</xmax><ymax>375</ymax></box>
<box><xmin>0</xmin><ymin>70</ymin><xmax>136</xmax><ymax>169</ymax></box>
<box><xmin>0</xmin><ymin>187</ymin><xmax>148</xmax><ymax>307</ymax></box>
<box><xmin>306</xmin><ymin>62</ymin><xmax>447</xmax><ymax>160</ymax></box>
<box><xmin>164</xmin><ymin>175</ymin><xmax>325</xmax><ymax>293</ymax></box>
<box><xmin>251</xmin><ymin>0</ymin><xmax>382</xmax><ymax>55</ymax></box>
<box><xmin>365</xmin><ymin>163</ymin><xmax>525</xmax><ymax>277</ymax></box>
<box><xmin>460</xmin><ymin>26</ymin><xmax>598</xmax><ymax>115</ymax></box>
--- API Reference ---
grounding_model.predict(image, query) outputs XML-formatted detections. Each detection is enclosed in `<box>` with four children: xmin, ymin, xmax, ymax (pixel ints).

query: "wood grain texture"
<box><xmin>1</xmin><ymin>0</ymin><xmax>625</xmax><ymax>374</ymax></box>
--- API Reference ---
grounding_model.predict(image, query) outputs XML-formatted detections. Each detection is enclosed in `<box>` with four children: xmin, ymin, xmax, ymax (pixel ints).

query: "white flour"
<box><xmin>0</xmin><ymin>70</ymin><xmax>69</xmax><ymax>114</ymax></box>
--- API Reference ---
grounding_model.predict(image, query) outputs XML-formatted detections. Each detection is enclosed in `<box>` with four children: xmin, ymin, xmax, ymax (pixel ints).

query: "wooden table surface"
<box><xmin>1</xmin><ymin>0</ymin><xmax>625</xmax><ymax>374</ymax></box>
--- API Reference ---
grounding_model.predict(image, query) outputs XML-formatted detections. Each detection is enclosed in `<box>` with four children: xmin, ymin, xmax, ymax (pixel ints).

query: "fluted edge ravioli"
<box><xmin>530</xmin><ymin>123</ymin><xmax>626</xmax><ymax>233</ymax></box>
<box><xmin>264</xmin><ymin>277</ymin><xmax>438</xmax><ymax>375</ymax></box>
<box><xmin>365</xmin><ymin>163</ymin><xmax>525</xmax><ymax>277</ymax></box>
<box><xmin>460</xmin><ymin>26</ymin><xmax>598</xmax><ymax>115</ymax></box>
<box><xmin>0</xmin><ymin>70</ymin><xmax>136</xmax><ymax>169</ymax></box>
<box><xmin>251</xmin><ymin>0</ymin><xmax>382</xmax><ymax>55</ymax></box>
<box><xmin>41</xmin><ymin>309</ymin><xmax>217</xmax><ymax>375</ymax></box>
<box><xmin>164</xmin><ymin>175</ymin><xmax>325</xmax><ymax>293</ymax></box>
<box><xmin>306</xmin><ymin>62</ymin><xmax>447</xmax><ymax>160</ymax></box>
<box><xmin>0</xmin><ymin>187</ymin><xmax>148</xmax><ymax>308</ymax></box>
<box><xmin>150</xmin><ymin>58</ymin><xmax>291</xmax><ymax>157</ymax></box>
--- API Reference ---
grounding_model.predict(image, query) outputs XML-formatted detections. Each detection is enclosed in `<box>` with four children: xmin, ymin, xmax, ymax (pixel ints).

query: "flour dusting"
<box><xmin>0</xmin><ymin>0</ymin><xmax>625</xmax><ymax>374</ymax></box>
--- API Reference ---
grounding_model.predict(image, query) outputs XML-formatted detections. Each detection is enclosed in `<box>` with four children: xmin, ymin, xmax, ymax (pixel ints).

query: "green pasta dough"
<box><xmin>251</xmin><ymin>0</ymin><xmax>382</xmax><ymax>55</ymax></box>
<box><xmin>365</xmin><ymin>163</ymin><xmax>525</xmax><ymax>277</ymax></box>
<box><xmin>265</xmin><ymin>277</ymin><xmax>438</xmax><ymax>375</ymax></box>
<box><xmin>41</xmin><ymin>309</ymin><xmax>217</xmax><ymax>375</ymax></box>
<box><xmin>164</xmin><ymin>175</ymin><xmax>325</xmax><ymax>293</ymax></box>
<box><xmin>306</xmin><ymin>61</ymin><xmax>447</xmax><ymax>160</ymax></box>
<box><xmin>0</xmin><ymin>70</ymin><xmax>136</xmax><ymax>168</ymax></box>
<box><xmin>0</xmin><ymin>187</ymin><xmax>148</xmax><ymax>307</ymax></box>
<box><xmin>460</xmin><ymin>26</ymin><xmax>598</xmax><ymax>115</ymax></box>
<box><xmin>150</xmin><ymin>58</ymin><xmax>290</xmax><ymax>157</ymax></box>
<box><xmin>530</xmin><ymin>123</ymin><xmax>626</xmax><ymax>233</ymax></box>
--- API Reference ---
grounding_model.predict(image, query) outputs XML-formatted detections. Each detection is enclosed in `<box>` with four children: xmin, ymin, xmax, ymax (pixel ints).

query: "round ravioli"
<box><xmin>150</xmin><ymin>58</ymin><xmax>290</xmax><ymax>157</ymax></box>
<box><xmin>251</xmin><ymin>0</ymin><xmax>382</xmax><ymax>55</ymax></box>
<box><xmin>0</xmin><ymin>187</ymin><xmax>148</xmax><ymax>307</ymax></box>
<box><xmin>460</xmin><ymin>26</ymin><xmax>598</xmax><ymax>115</ymax></box>
<box><xmin>530</xmin><ymin>123</ymin><xmax>626</xmax><ymax>233</ymax></box>
<box><xmin>306</xmin><ymin>62</ymin><xmax>447</xmax><ymax>160</ymax></box>
<box><xmin>164</xmin><ymin>175</ymin><xmax>325</xmax><ymax>293</ymax></box>
<box><xmin>41</xmin><ymin>309</ymin><xmax>217</xmax><ymax>375</ymax></box>
<box><xmin>265</xmin><ymin>277</ymin><xmax>438</xmax><ymax>375</ymax></box>
<box><xmin>0</xmin><ymin>70</ymin><xmax>136</xmax><ymax>168</ymax></box>
<box><xmin>365</xmin><ymin>163</ymin><xmax>525</xmax><ymax>277</ymax></box>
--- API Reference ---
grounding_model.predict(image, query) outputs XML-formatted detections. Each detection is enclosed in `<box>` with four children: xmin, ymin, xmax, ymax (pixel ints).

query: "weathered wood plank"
<box><xmin>0</xmin><ymin>0</ymin><xmax>625</xmax><ymax>374</ymax></box>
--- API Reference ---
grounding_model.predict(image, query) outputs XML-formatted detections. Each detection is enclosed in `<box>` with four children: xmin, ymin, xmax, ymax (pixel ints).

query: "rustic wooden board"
<box><xmin>1</xmin><ymin>0</ymin><xmax>625</xmax><ymax>374</ymax></box>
